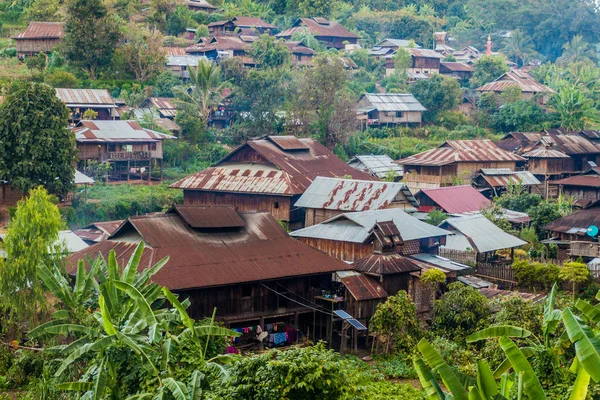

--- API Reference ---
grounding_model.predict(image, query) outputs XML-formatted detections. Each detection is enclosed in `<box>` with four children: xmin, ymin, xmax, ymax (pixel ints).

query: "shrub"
<box><xmin>432</xmin><ymin>282</ymin><xmax>491</xmax><ymax>341</ymax></box>
<box><xmin>370</xmin><ymin>291</ymin><xmax>421</xmax><ymax>354</ymax></box>
<box><xmin>44</xmin><ymin>69</ymin><xmax>79</xmax><ymax>88</ymax></box>
<box><xmin>512</xmin><ymin>259</ymin><xmax>560</xmax><ymax>290</ymax></box>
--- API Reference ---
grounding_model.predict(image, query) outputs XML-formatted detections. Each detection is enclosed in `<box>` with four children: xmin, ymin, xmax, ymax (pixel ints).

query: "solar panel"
<box><xmin>347</xmin><ymin>318</ymin><xmax>367</xmax><ymax>331</ymax></box>
<box><xmin>334</xmin><ymin>310</ymin><xmax>353</xmax><ymax>320</ymax></box>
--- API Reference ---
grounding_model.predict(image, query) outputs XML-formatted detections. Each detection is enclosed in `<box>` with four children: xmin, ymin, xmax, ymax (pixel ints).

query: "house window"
<box><xmin>107</xmin><ymin>144</ymin><xmax>117</xmax><ymax>152</ymax></box>
<box><xmin>396</xmin><ymin>111</ymin><xmax>403</xmax><ymax>118</ymax></box>
<box><xmin>125</xmin><ymin>145</ymin><xmax>133</xmax><ymax>152</ymax></box>
<box><xmin>274</xmin><ymin>201</ymin><xmax>279</xmax><ymax>209</ymax></box>
<box><xmin>150</xmin><ymin>143</ymin><xmax>157</xmax><ymax>151</ymax></box>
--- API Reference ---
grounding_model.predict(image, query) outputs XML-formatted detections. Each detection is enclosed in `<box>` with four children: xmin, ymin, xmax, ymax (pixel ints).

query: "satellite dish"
<box><xmin>587</xmin><ymin>225</ymin><xmax>599</xmax><ymax>237</ymax></box>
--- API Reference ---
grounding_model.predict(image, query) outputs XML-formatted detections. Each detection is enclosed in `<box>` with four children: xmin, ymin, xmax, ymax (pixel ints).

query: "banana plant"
<box><xmin>414</xmin><ymin>338</ymin><xmax>516</xmax><ymax>400</ymax></box>
<box><xmin>127</xmin><ymin>370</ymin><xmax>208</xmax><ymax>400</ymax></box>
<box><xmin>30</xmin><ymin>242</ymin><xmax>240</xmax><ymax>399</ymax></box>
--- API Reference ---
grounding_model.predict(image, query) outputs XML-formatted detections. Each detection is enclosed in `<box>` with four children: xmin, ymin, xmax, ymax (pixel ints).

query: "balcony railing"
<box><xmin>102</xmin><ymin>151</ymin><xmax>152</xmax><ymax>161</ymax></box>
<box><xmin>569</xmin><ymin>241</ymin><xmax>600</xmax><ymax>258</ymax></box>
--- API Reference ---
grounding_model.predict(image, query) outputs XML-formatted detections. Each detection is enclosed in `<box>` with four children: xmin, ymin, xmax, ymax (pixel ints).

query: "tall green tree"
<box><xmin>471</xmin><ymin>55</ymin><xmax>509</xmax><ymax>88</ymax></box>
<box><xmin>502</xmin><ymin>29</ymin><xmax>535</xmax><ymax>67</ymax></box>
<box><xmin>0</xmin><ymin>82</ymin><xmax>76</xmax><ymax>196</ymax></box>
<box><xmin>0</xmin><ymin>187</ymin><xmax>65</xmax><ymax>326</ymax></box>
<box><xmin>114</xmin><ymin>23</ymin><xmax>166</xmax><ymax>82</ymax></box>
<box><xmin>409</xmin><ymin>74</ymin><xmax>461</xmax><ymax>121</ymax></box>
<box><xmin>173</xmin><ymin>60</ymin><xmax>226</xmax><ymax>122</ymax></box>
<box><xmin>556</xmin><ymin>35</ymin><xmax>596</xmax><ymax>67</ymax></box>
<box><xmin>62</xmin><ymin>0</ymin><xmax>120</xmax><ymax>79</ymax></box>
<box><xmin>549</xmin><ymin>83</ymin><xmax>600</xmax><ymax>131</ymax></box>
<box><xmin>250</xmin><ymin>35</ymin><xmax>291</xmax><ymax>69</ymax></box>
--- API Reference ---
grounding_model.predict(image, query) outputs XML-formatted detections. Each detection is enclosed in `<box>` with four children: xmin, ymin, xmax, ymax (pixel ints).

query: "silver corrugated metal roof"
<box><xmin>166</xmin><ymin>55</ymin><xmax>207</xmax><ymax>66</ymax></box>
<box><xmin>74</xmin><ymin>170</ymin><xmax>94</xmax><ymax>185</ymax></box>
<box><xmin>480</xmin><ymin>168</ymin><xmax>513</xmax><ymax>175</ymax></box>
<box><xmin>294</xmin><ymin>177</ymin><xmax>417</xmax><ymax>210</ymax></box>
<box><xmin>376</xmin><ymin>38</ymin><xmax>421</xmax><ymax>48</ymax></box>
<box><xmin>73</xmin><ymin>120</ymin><xmax>175</xmax><ymax>142</ymax></box>
<box><xmin>440</xmin><ymin>215</ymin><xmax>527</xmax><ymax>253</ymax></box>
<box><xmin>56</xmin><ymin>88</ymin><xmax>115</xmax><ymax>106</ymax></box>
<box><xmin>361</xmin><ymin>93</ymin><xmax>426</xmax><ymax>112</ymax></box>
<box><xmin>409</xmin><ymin>253</ymin><xmax>473</xmax><ymax>275</ymax></box>
<box><xmin>348</xmin><ymin>155</ymin><xmax>403</xmax><ymax>179</ymax></box>
<box><xmin>290</xmin><ymin>209</ymin><xmax>449</xmax><ymax>243</ymax></box>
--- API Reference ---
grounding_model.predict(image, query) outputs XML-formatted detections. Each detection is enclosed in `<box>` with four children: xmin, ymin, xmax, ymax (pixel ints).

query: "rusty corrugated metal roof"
<box><xmin>170</xmin><ymin>136</ymin><xmax>376</xmax><ymax>195</ymax></box>
<box><xmin>399</xmin><ymin>139</ymin><xmax>525</xmax><ymax>167</ymax></box>
<box><xmin>440</xmin><ymin>62</ymin><xmax>473</xmax><ymax>72</ymax></box>
<box><xmin>277</xmin><ymin>18</ymin><xmax>359</xmax><ymax>39</ymax></box>
<box><xmin>479</xmin><ymin>170</ymin><xmax>540</xmax><ymax>187</ymax></box>
<box><xmin>295</xmin><ymin>177</ymin><xmax>418</xmax><ymax>210</ymax></box>
<box><xmin>186</xmin><ymin>0</ymin><xmax>217</xmax><ymax>10</ymax></box>
<box><xmin>66</xmin><ymin>208</ymin><xmax>349</xmax><ymax>290</ymax></box>
<box><xmin>551</xmin><ymin>175</ymin><xmax>600</xmax><ymax>188</ymax></box>
<box><xmin>168</xmin><ymin>205</ymin><xmax>245</xmax><ymax>228</ymax></box>
<box><xmin>72</xmin><ymin>120</ymin><xmax>174</xmax><ymax>143</ymax></box>
<box><xmin>477</xmin><ymin>70</ymin><xmax>554</xmax><ymax>93</ymax></box>
<box><xmin>417</xmin><ymin>185</ymin><xmax>491</xmax><ymax>214</ymax></box>
<box><xmin>408</xmin><ymin>48</ymin><xmax>444</xmax><ymax>59</ymax></box>
<box><xmin>163</xmin><ymin>47</ymin><xmax>188</xmax><ymax>56</ymax></box>
<box><xmin>498</xmin><ymin>132</ymin><xmax>600</xmax><ymax>156</ymax></box>
<box><xmin>14</xmin><ymin>22</ymin><xmax>64</xmax><ymax>39</ymax></box>
<box><xmin>56</xmin><ymin>88</ymin><xmax>115</xmax><ymax>106</ymax></box>
<box><xmin>354</xmin><ymin>253</ymin><xmax>420</xmax><ymax>276</ymax></box>
<box><xmin>521</xmin><ymin>148</ymin><xmax>569</xmax><ymax>158</ymax></box>
<box><xmin>150</xmin><ymin>97</ymin><xmax>177</xmax><ymax>118</ymax></box>
<box><xmin>74</xmin><ymin>220</ymin><xmax>124</xmax><ymax>243</ymax></box>
<box><xmin>337</xmin><ymin>271</ymin><xmax>388</xmax><ymax>301</ymax></box>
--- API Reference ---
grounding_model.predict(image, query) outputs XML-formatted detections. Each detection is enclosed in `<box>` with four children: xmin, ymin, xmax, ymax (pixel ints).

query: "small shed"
<box><xmin>439</xmin><ymin>215</ymin><xmax>527</xmax><ymax>257</ymax></box>
<box><xmin>336</xmin><ymin>270</ymin><xmax>388</xmax><ymax>323</ymax></box>
<box><xmin>474</xmin><ymin>168</ymin><xmax>541</xmax><ymax>197</ymax></box>
<box><xmin>295</xmin><ymin>177</ymin><xmax>419</xmax><ymax>227</ymax></box>
<box><xmin>348</xmin><ymin>155</ymin><xmax>403</xmax><ymax>180</ymax></box>
<box><xmin>276</xmin><ymin>18</ymin><xmax>359</xmax><ymax>50</ymax></box>
<box><xmin>13</xmin><ymin>22</ymin><xmax>64</xmax><ymax>57</ymax></box>
<box><xmin>439</xmin><ymin>62</ymin><xmax>473</xmax><ymax>79</ymax></box>
<box><xmin>356</xmin><ymin>93</ymin><xmax>426</xmax><ymax>127</ymax></box>
<box><xmin>186</xmin><ymin>0</ymin><xmax>218</xmax><ymax>13</ymax></box>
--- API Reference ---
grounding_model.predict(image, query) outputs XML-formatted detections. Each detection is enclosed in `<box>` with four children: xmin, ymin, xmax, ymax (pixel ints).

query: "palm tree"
<box><xmin>502</xmin><ymin>29</ymin><xmax>535</xmax><ymax>66</ymax></box>
<box><xmin>556</xmin><ymin>35</ymin><xmax>595</xmax><ymax>66</ymax></box>
<box><xmin>173</xmin><ymin>59</ymin><xmax>227</xmax><ymax>122</ymax></box>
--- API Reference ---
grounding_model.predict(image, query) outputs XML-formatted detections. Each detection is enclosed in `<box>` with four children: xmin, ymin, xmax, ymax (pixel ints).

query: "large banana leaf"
<box><xmin>476</xmin><ymin>360</ymin><xmax>498</xmax><ymax>399</ymax></box>
<box><xmin>543</xmin><ymin>283</ymin><xmax>562</xmax><ymax>340</ymax></box>
<box><xmin>562</xmin><ymin>307</ymin><xmax>600</xmax><ymax>383</ymax></box>
<box><xmin>194</xmin><ymin>325</ymin><xmax>240</xmax><ymax>338</ymax></box>
<box><xmin>99</xmin><ymin>295</ymin><xmax>117</xmax><ymax>336</ymax></box>
<box><xmin>93</xmin><ymin>358</ymin><xmax>107</xmax><ymax>400</ymax></box>
<box><xmin>498</xmin><ymin>337</ymin><xmax>546</xmax><ymax>399</ymax></box>
<box><xmin>115</xmin><ymin>332</ymin><xmax>159</xmax><ymax>376</ymax></box>
<box><xmin>134</xmin><ymin>256</ymin><xmax>170</xmax><ymax>288</ymax></box>
<box><xmin>163</xmin><ymin>288</ymin><xmax>194</xmax><ymax>332</ymax></box>
<box><xmin>575</xmin><ymin>299</ymin><xmax>600</xmax><ymax>323</ymax></box>
<box><xmin>43</xmin><ymin>324</ymin><xmax>99</xmax><ymax>337</ymax></box>
<box><xmin>413</xmin><ymin>358</ymin><xmax>446</xmax><ymax>400</ymax></box>
<box><xmin>418</xmin><ymin>339</ymin><xmax>469</xmax><ymax>400</ymax></box>
<box><xmin>569</xmin><ymin>366</ymin><xmax>590</xmax><ymax>400</ymax></box>
<box><xmin>466</xmin><ymin>326</ymin><xmax>532</xmax><ymax>343</ymax></box>
<box><xmin>122</xmin><ymin>242</ymin><xmax>145</xmax><ymax>285</ymax></box>
<box><xmin>56</xmin><ymin>382</ymin><xmax>93</xmax><ymax>391</ymax></box>
<box><xmin>189</xmin><ymin>370</ymin><xmax>205</xmax><ymax>400</ymax></box>
<box><xmin>37</xmin><ymin>263</ymin><xmax>75</xmax><ymax>308</ymax></box>
<box><xmin>114</xmin><ymin>280</ymin><xmax>159</xmax><ymax>339</ymax></box>
<box><xmin>163</xmin><ymin>378</ymin><xmax>188</xmax><ymax>400</ymax></box>
<box><xmin>28</xmin><ymin>317</ymin><xmax>69</xmax><ymax>338</ymax></box>
<box><xmin>493</xmin><ymin>347</ymin><xmax>536</xmax><ymax>378</ymax></box>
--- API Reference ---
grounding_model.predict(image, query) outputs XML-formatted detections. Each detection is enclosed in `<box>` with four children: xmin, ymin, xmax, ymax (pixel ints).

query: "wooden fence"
<box><xmin>438</xmin><ymin>248</ymin><xmax>476</xmax><ymax>265</ymax></box>
<box><xmin>474</xmin><ymin>263</ymin><xmax>516</xmax><ymax>284</ymax></box>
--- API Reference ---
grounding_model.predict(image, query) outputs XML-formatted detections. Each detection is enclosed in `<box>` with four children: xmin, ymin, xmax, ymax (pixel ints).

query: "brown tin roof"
<box><xmin>66</xmin><ymin>207</ymin><xmax>349</xmax><ymax>290</ymax></box>
<box><xmin>14</xmin><ymin>22</ymin><xmax>64</xmax><ymax>39</ymax></box>
<box><xmin>477</xmin><ymin>70</ymin><xmax>554</xmax><ymax>94</ymax></box>
<box><xmin>337</xmin><ymin>271</ymin><xmax>388</xmax><ymax>301</ymax></box>
<box><xmin>354</xmin><ymin>253</ymin><xmax>420</xmax><ymax>276</ymax></box>
<box><xmin>170</xmin><ymin>136</ymin><xmax>376</xmax><ymax>196</ymax></box>
<box><xmin>277</xmin><ymin>18</ymin><xmax>359</xmax><ymax>39</ymax></box>
<box><xmin>399</xmin><ymin>139</ymin><xmax>525</xmax><ymax>167</ymax></box>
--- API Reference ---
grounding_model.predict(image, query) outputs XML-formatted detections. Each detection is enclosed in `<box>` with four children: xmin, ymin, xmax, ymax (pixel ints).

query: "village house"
<box><xmin>166</xmin><ymin>54</ymin><xmax>206</xmax><ymax>78</ymax></box>
<box><xmin>384</xmin><ymin>48</ymin><xmax>444</xmax><ymax>76</ymax></box>
<box><xmin>439</xmin><ymin>62</ymin><xmax>474</xmax><ymax>80</ymax></box>
<box><xmin>290</xmin><ymin>209</ymin><xmax>449</xmax><ymax>263</ymax></box>
<box><xmin>55</xmin><ymin>88</ymin><xmax>118</xmax><ymax>122</ymax></box>
<box><xmin>73</xmin><ymin>120</ymin><xmax>174</xmax><ymax>182</ymax></box>
<box><xmin>433</xmin><ymin>31</ymin><xmax>454</xmax><ymax>53</ymax></box>
<box><xmin>356</xmin><ymin>93</ymin><xmax>426</xmax><ymax>128</ymax></box>
<box><xmin>347</xmin><ymin>154</ymin><xmax>403</xmax><ymax>180</ymax></box>
<box><xmin>474</xmin><ymin>168</ymin><xmax>541</xmax><ymax>197</ymax></box>
<box><xmin>476</xmin><ymin>70</ymin><xmax>554</xmax><ymax>104</ymax></box>
<box><xmin>13</xmin><ymin>22</ymin><xmax>64</xmax><ymax>57</ymax></box>
<box><xmin>186</xmin><ymin>35</ymin><xmax>257</xmax><ymax>66</ymax></box>
<box><xmin>496</xmin><ymin>132</ymin><xmax>600</xmax><ymax>184</ymax></box>
<box><xmin>368</xmin><ymin>38</ymin><xmax>421</xmax><ymax>58</ymax></box>
<box><xmin>451</xmin><ymin>46</ymin><xmax>481</xmax><ymax>64</ymax></box>
<box><xmin>186</xmin><ymin>0</ymin><xmax>218</xmax><ymax>13</ymax></box>
<box><xmin>65</xmin><ymin>206</ymin><xmax>352</xmax><ymax>343</ymax></box>
<box><xmin>414</xmin><ymin>185</ymin><xmax>491</xmax><ymax>214</ymax></box>
<box><xmin>295</xmin><ymin>177</ymin><xmax>419</xmax><ymax>227</ymax></box>
<box><xmin>0</xmin><ymin>183</ymin><xmax>21</xmax><ymax>208</ymax></box>
<box><xmin>283</xmin><ymin>41</ymin><xmax>315</xmax><ymax>67</ymax></box>
<box><xmin>543</xmin><ymin>201</ymin><xmax>600</xmax><ymax>260</ymax></box>
<box><xmin>439</xmin><ymin>214</ymin><xmax>527</xmax><ymax>260</ymax></box>
<box><xmin>550</xmin><ymin>168</ymin><xmax>600</xmax><ymax>207</ymax></box>
<box><xmin>169</xmin><ymin>136</ymin><xmax>375</xmax><ymax>228</ymax></box>
<box><xmin>208</xmin><ymin>17</ymin><xmax>278</xmax><ymax>36</ymax></box>
<box><xmin>276</xmin><ymin>18</ymin><xmax>359</xmax><ymax>50</ymax></box>
<box><xmin>398</xmin><ymin>139</ymin><xmax>526</xmax><ymax>194</ymax></box>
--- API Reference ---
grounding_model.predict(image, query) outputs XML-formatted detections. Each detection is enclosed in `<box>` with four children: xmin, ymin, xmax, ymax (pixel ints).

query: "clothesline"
<box><xmin>260</xmin><ymin>283</ymin><xmax>335</xmax><ymax>317</ymax></box>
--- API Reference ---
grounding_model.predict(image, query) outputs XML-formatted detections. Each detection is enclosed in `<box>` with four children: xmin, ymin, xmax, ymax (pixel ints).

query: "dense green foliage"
<box><xmin>0</xmin><ymin>82</ymin><xmax>76</xmax><ymax>196</ymax></box>
<box><xmin>370</xmin><ymin>291</ymin><xmax>421</xmax><ymax>354</ymax></box>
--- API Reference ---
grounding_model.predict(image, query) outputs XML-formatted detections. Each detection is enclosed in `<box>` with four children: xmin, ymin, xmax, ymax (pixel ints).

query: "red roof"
<box><xmin>399</xmin><ymin>140</ymin><xmax>526</xmax><ymax>167</ymax></box>
<box><xmin>170</xmin><ymin>136</ymin><xmax>376</xmax><ymax>196</ymax></box>
<box><xmin>66</xmin><ymin>208</ymin><xmax>348</xmax><ymax>290</ymax></box>
<box><xmin>14</xmin><ymin>22</ymin><xmax>64</xmax><ymax>39</ymax></box>
<box><xmin>417</xmin><ymin>185</ymin><xmax>491</xmax><ymax>214</ymax></box>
